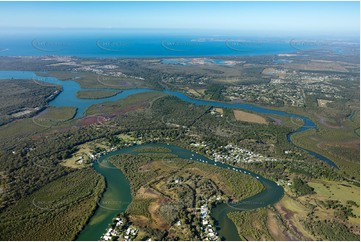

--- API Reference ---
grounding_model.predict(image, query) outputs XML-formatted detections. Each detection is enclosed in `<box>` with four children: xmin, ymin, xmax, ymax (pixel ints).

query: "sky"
<box><xmin>0</xmin><ymin>1</ymin><xmax>359</xmax><ymax>37</ymax></box>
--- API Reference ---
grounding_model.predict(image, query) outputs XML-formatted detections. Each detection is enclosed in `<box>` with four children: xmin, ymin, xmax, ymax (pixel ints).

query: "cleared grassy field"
<box><xmin>76</xmin><ymin>90</ymin><xmax>119</xmax><ymax>99</ymax></box>
<box><xmin>215</xmin><ymin>108</ymin><xmax>224</xmax><ymax>114</ymax></box>
<box><xmin>306</xmin><ymin>180</ymin><xmax>360</xmax><ymax>220</ymax></box>
<box><xmin>62</xmin><ymin>143</ymin><xmax>93</xmax><ymax>168</ymax></box>
<box><xmin>268</xmin><ymin>179</ymin><xmax>360</xmax><ymax>241</ymax></box>
<box><xmin>233</xmin><ymin>109</ymin><xmax>268</xmax><ymax>124</ymax></box>
<box><xmin>117</xmin><ymin>133</ymin><xmax>136</xmax><ymax>142</ymax></box>
<box><xmin>317</xmin><ymin>99</ymin><xmax>333</xmax><ymax>108</ymax></box>
<box><xmin>184</xmin><ymin>88</ymin><xmax>202</xmax><ymax>97</ymax></box>
<box><xmin>298</xmin><ymin>178</ymin><xmax>360</xmax><ymax>241</ymax></box>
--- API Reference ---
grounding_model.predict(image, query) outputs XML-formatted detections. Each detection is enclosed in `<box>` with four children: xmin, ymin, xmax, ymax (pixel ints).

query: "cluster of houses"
<box><xmin>211</xmin><ymin>143</ymin><xmax>275</xmax><ymax>164</ymax></box>
<box><xmin>73</xmin><ymin>139</ymin><xmax>147</xmax><ymax>166</ymax></box>
<box><xmin>85</xmin><ymin>146</ymin><xmax>125</xmax><ymax>164</ymax></box>
<box><xmin>189</xmin><ymin>142</ymin><xmax>278</xmax><ymax>165</ymax></box>
<box><xmin>72</xmin><ymin>63</ymin><xmax>145</xmax><ymax>81</ymax></box>
<box><xmin>102</xmin><ymin>227</ymin><xmax>119</xmax><ymax>241</ymax></box>
<box><xmin>198</xmin><ymin>204</ymin><xmax>219</xmax><ymax>241</ymax></box>
<box><xmin>50</xmin><ymin>55</ymin><xmax>148</xmax><ymax>82</ymax></box>
<box><xmin>76</xmin><ymin>150</ymin><xmax>105</xmax><ymax>164</ymax></box>
<box><xmin>210</xmin><ymin>109</ymin><xmax>223</xmax><ymax>117</ymax></box>
<box><xmin>123</xmin><ymin>227</ymin><xmax>138</xmax><ymax>241</ymax></box>
<box><xmin>190</xmin><ymin>142</ymin><xmax>208</xmax><ymax>148</ymax></box>
<box><xmin>277</xmin><ymin>179</ymin><xmax>292</xmax><ymax>187</ymax></box>
<box><xmin>77</xmin><ymin>147</ymin><xmax>119</xmax><ymax>164</ymax></box>
<box><xmin>76</xmin><ymin>155</ymin><xmax>85</xmax><ymax>164</ymax></box>
<box><xmin>101</xmin><ymin>217</ymin><xmax>138</xmax><ymax>241</ymax></box>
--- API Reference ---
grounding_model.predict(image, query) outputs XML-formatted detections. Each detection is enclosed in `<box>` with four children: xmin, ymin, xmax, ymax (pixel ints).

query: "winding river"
<box><xmin>0</xmin><ymin>71</ymin><xmax>338</xmax><ymax>168</ymax></box>
<box><xmin>0</xmin><ymin>71</ymin><xmax>338</xmax><ymax>240</ymax></box>
<box><xmin>76</xmin><ymin>143</ymin><xmax>284</xmax><ymax>241</ymax></box>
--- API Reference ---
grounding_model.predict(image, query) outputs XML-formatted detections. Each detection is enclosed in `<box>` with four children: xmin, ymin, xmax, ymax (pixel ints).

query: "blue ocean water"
<box><xmin>0</xmin><ymin>32</ymin><xmax>319</xmax><ymax>57</ymax></box>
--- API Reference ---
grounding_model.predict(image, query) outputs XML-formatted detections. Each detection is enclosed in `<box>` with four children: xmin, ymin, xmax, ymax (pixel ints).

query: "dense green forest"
<box><xmin>0</xmin><ymin>169</ymin><xmax>105</xmax><ymax>240</ymax></box>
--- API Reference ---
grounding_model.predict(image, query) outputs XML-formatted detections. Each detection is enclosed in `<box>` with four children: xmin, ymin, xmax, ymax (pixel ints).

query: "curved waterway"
<box><xmin>0</xmin><ymin>71</ymin><xmax>338</xmax><ymax>239</ymax></box>
<box><xmin>76</xmin><ymin>143</ymin><xmax>284</xmax><ymax>240</ymax></box>
<box><xmin>76</xmin><ymin>157</ymin><xmax>132</xmax><ymax>241</ymax></box>
<box><xmin>0</xmin><ymin>71</ymin><xmax>337</xmax><ymax>240</ymax></box>
<box><xmin>0</xmin><ymin>71</ymin><xmax>338</xmax><ymax>167</ymax></box>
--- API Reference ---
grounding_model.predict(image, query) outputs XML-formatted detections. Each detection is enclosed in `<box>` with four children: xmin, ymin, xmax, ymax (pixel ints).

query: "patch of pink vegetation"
<box><xmin>269</xmin><ymin>117</ymin><xmax>282</xmax><ymax>125</ymax></box>
<box><xmin>318</xmin><ymin>116</ymin><xmax>343</xmax><ymax>129</ymax></box>
<box><xmin>77</xmin><ymin>102</ymin><xmax>148</xmax><ymax>127</ymax></box>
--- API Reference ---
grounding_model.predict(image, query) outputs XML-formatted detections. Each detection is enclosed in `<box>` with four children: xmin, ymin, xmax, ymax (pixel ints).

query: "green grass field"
<box><xmin>307</xmin><ymin>179</ymin><xmax>360</xmax><ymax>219</ymax></box>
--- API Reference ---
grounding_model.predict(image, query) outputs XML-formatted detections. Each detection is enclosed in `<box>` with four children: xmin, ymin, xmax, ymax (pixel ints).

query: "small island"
<box><xmin>76</xmin><ymin>90</ymin><xmax>120</xmax><ymax>99</ymax></box>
